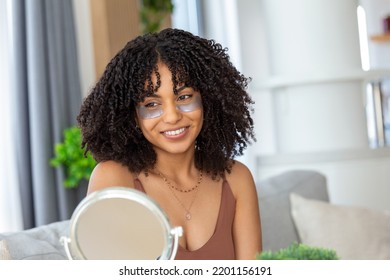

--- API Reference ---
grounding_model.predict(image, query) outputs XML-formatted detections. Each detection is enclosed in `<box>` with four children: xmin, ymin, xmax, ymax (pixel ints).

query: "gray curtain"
<box><xmin>9</xmin><ymin>0</ymin><xmax>86</xmax><ymax>229</ymax></box>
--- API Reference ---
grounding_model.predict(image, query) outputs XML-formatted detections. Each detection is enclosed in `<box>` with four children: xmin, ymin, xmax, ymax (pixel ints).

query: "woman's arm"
<box><xmin>229</xmin><ymin>161</ymin><xmax>262</xmax><ymax>259</ymax></box>
<box><xmin>87</xmin><ymin>160</ymin><xmax>135</xmax><ymax>195</ymax></box>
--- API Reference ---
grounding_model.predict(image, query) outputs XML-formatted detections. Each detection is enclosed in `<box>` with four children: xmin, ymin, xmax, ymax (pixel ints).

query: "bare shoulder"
<box><xmin>225</xmin><ymin>160</ymin><xmax>257</xmax><ymax>198</ymax></box>
<box><xmin>87</xmin><ymin>160</ymin><xmax>135</xmax><ymax>195</ymax></box>
<box><xmin>227</xmin><ymin>160</ymin><xmax>262</xmax><ymax>259</ymax></box>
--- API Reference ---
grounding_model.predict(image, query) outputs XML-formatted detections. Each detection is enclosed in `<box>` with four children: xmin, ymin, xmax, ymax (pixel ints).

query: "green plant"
<box><xmin>256</xmin><ymin>242</ymin><xmax>339</xmax><ymax>260</ymax></box>
<box><xmin>51</xmin><ymin>126</ymin><xmax>96</xmax><ymax>188</ymax></box>
<box><xmin>140</xmin><ymin>0</ymin><xmax>174</xmax><ymax>34</ymax></box>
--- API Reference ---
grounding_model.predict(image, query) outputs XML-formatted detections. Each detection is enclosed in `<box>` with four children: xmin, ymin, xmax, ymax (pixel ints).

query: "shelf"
<box><xmin>253</xmin><ymin>69</ymin><xmax>390</xmax><ymax>90</ymax></box>
<box><xmin>257</xmin><ymin>147</ymin><xmax>390</xmax><ymax>167</ymax></box>
<box><xmin>370</xmin><ymin>33</ymin><xmax>390</xmax><ymax>42</ymax></box>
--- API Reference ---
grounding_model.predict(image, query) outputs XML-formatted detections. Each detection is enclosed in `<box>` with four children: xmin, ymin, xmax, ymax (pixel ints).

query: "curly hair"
<box><xmin>77</xmin><ymin>28</ymin><xmax>255</xmax><ymax>178</ymax></box>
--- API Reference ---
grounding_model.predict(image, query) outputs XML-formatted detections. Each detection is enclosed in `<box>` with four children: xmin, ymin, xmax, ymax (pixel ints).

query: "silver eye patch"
<box><xmin>136</xmin><ymin>94</ymin><xmax>203</xmax><ymax>119</ymax></box>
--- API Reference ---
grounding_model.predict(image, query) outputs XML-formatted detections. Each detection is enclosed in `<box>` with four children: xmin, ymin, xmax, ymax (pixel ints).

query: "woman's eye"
<box><xmin>144</xmin><ymin>102</ymin><xmax>160</xmax><ymax>108</ymax></box>
<box><xmin>177</xmin><ymin>94</ymin><xmax>193</xmax><ymax>102</ymax></box>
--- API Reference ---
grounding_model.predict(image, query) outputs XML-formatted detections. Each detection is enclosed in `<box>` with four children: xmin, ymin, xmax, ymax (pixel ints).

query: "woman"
<box><xmin>77</xmin><ymin>28</ymin><xmax>261</xmax><ymax>260</ymax></box>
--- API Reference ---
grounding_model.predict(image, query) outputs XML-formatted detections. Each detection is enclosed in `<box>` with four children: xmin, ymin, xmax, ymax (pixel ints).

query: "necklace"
<box><xmin>157</xmin><ymin>169</ymin><xmax>203</xmax><ymax>220</ymax></box>
<box><xmin>168</xmin><ymin>183</ymin><xmax>199</xmax><ymax>221</ymax></box>
<box><xmin>157</xmin><ymin>170</ymin><xmax>203</xmax><ymax>193</ymax></box>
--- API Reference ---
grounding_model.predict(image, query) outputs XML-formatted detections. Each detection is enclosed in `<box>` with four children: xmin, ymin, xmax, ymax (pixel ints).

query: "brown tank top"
<box><xmin>134</xmin><ymin>179</ymin><xmax>236</xmax><ymax>260</ymax></box>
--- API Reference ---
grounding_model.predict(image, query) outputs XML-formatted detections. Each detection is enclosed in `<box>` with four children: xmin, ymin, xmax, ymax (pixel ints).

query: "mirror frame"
<box><xmin>61</xmin><ymin>187</ymin><xmax>182</xmax><ymax>260</ymax></box>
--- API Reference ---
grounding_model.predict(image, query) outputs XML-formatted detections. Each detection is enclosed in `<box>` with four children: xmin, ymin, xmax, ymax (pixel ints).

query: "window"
<box><xmin>0</xmin><ymin>0</ymin><xmax>23</xmax><ymax>232</ymax></box>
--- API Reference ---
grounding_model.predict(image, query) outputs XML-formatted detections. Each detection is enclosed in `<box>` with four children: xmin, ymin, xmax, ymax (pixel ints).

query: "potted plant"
<box><xmin>50</xmin><ymin>126</ymin><xmax>96</xmax><ymax>188</ymax></box>
<box><xmin>257</xmin><ymin>242</ymin><xmax>339</xmax><ymax>260</ymax></box>
<box><xmin>140</xmin><ymin>0</ymin><xmax>174</xmax><ymax>34</ymax></box>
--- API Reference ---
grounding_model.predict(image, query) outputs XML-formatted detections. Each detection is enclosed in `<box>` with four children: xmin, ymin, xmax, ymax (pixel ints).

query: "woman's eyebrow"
<box><xmin>145</xmin><ymin>86</ymin><xmax>189</xmax><ymax>97</ymax></box>
<box><xmin>176</xmin><ymin>85</ymin><xmax>188</xmax><ymax>92</ymax></box>
<box><xmin>146</xmin><ymin>93</ymin><xmax>161</xmax><ymax>98</ymax></box>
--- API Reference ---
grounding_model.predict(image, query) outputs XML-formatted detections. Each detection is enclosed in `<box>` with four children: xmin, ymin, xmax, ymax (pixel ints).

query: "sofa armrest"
<box><xmin>257</xmin><ymin>170</ymin><xmax>329</xmax><ymax>252</ymax></box>
<box><xmin>0</xmin><ymin>220</ymin><xmax>69</xmax><ymax>260</ymax></box>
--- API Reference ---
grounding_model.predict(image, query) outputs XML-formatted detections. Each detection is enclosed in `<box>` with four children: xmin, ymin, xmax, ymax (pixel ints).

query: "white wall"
<box><xmin>256</xmin><ymin>149</ymin><xmax>390</xmax><ymax>212</ymax></box>
<box><xmin>256</xmin><ymin>0</ymin><xmax>367</xmax><ymax>154</ymax></box>
<box><xmin>234</xmin><ymin>0</ymin><xmax>390</xmax><ymax>211</ymax></box>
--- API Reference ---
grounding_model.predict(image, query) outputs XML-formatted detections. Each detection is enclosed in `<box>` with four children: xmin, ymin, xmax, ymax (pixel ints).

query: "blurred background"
<box><xmin>1</xmin><ymin>0</ymin><xmax>389</xmax><ymax>233</ymax></box>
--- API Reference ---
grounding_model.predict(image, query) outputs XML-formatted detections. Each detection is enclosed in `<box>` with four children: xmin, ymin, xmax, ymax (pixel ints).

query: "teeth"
<box><xmin>164</xmin><ymin>127</ymin><xmax>185</xmax><ymax>136</ymax></box>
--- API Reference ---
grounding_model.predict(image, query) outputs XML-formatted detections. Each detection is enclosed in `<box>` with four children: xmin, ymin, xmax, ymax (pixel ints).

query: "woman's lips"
<box><xmin>161</xmin><ymin>126</ymin><xmax>189</xmax><ymax>138</ymax></box>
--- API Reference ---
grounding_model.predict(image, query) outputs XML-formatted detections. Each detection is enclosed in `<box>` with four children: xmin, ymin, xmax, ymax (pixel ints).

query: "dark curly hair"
<box><xmin>77</xmin><ymin>28</ymin><xmax>255</xmax><ymax>178</ymax></box>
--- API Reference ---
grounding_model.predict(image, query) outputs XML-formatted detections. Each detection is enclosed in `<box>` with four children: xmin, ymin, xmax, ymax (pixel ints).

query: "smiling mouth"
<box><xmin>162</xmin><ymin>127</ymin><xmax>187</xmax><ymax>136</ymax></box>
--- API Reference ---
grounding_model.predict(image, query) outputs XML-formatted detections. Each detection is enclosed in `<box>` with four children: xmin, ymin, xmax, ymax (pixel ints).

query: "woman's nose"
<box><xmin>162</xmin><ymin>102</ymin><xmax>182</xmax><ymax>124</ymax></box>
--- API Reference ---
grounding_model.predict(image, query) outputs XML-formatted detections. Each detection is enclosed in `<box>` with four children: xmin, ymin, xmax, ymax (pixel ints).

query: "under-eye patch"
<box><xmin>136</xmin><ymin>94</ymin><xmax>202</xmax><ymax>119</ymax></box>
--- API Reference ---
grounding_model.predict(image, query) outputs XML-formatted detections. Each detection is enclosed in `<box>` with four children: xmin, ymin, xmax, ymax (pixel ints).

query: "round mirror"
<box><xmin>61</xmin><ymin>187</ymin><xmax>182</xmax><ymax>260</ymax></box>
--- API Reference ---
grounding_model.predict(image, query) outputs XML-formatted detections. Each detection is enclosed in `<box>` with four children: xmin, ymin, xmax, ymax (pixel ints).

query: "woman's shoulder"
<box><xmin>226</xmin><ymin>160</ymin><xmax>253</xmax><ymax>180</ymax></box>
<box><xmin>87</xmin><ymin>160</ymin><xmax>135</xmax><ymax>194</ymax></box>
<box><xmin>225</xmin><ymin>160</ymin><xmax>256</xmax><ymax>197</ymax></box>
<box><xmin>93</xmin><ymin>160</ymin><xmax>129</xmax><ymax>171</ymax></box>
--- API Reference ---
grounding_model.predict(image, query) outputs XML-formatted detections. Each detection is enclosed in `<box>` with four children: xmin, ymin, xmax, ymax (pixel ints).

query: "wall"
<box><xmin>235</xmin><ymin>0</ymin><xmax>390</xmax><ymax>211</ymax></box>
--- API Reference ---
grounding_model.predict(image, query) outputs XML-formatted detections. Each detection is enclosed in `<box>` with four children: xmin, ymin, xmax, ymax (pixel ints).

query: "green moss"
<box><xmin>257</xmin><ymin>243</ymin><xmax>339</xmax><ymax>260</ymax></box>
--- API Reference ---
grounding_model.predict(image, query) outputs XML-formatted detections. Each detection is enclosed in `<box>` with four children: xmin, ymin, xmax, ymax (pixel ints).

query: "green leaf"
<box><xmin>140</xmin><ymin>0</ymin><xmax>174</xmax><ymax>34</ymax></box>
<box><xmin>51</xmin><ymin>126</ymin><xmax>97</xmax><ymax>189</ymax></box>
<box><xmin>256</xmin><ymin>242</ymin><xmax>339</xmax><ymax>260</ymax></box>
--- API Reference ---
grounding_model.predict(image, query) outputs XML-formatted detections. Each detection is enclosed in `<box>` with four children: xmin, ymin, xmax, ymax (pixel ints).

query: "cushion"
<box><xmin>290</xmin><ymin>193</ymin><xmax>390</xmax><ymax>260</ymax></box>
<box><xmin>0</xmin><ymin>220</ymin><xmax>69</xmax><ymax>260</ymax></box>
<box><xmin>0</xmin><ymin>240</ymin><xmax>12</xmax><ymax>260</ymax></box>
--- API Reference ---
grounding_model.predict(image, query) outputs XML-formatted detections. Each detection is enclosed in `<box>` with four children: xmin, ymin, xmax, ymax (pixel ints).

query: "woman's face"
<box><xmin>136</xmin><ymin>63</ymin><xmax>204</xmax><ymax>156</ymax></box>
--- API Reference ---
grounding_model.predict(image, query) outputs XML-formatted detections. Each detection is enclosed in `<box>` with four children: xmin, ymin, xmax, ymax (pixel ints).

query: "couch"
<box><xmin>259</xmin><ymin>170</ymin><xmax>390</xmax><ymax>260</ymax></box>
<box><xmin>258</xmin><ymin>169</ymin><xmax>329</xmax><ymax>252</ymax></box>
<box><xmin>1</xmin><ymin>170</ymin><xmax>389</xmax><ymax>260</ymax></box>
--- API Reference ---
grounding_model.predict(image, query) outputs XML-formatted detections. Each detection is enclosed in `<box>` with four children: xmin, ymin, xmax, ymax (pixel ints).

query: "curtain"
<box><xmin>8</xmin><ymin>0</ymin><xmax>86</xmax><ymax>229</ymax></box>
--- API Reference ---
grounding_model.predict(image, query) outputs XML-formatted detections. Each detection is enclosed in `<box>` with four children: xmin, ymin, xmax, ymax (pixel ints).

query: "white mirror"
<box><xmin>61</xmin><ymin>187</ymin><xmax>182</xmax><ymax>260</ymax></box>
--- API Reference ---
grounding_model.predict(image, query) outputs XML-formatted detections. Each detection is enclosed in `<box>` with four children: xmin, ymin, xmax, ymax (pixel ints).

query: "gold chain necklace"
<box><xmin>168</xmin><ymin>182</ymin><xmax>199</xmax><ymax>221</ymax></box>
<box><xmin>157</xmin><ymin>170</ymin><xmax>203</xmax><ymax>193</ymax></box>
<box><xmin>157</xmin><ymin>170</ymin><xmax>203</xmax><ymax>221</ymax></box>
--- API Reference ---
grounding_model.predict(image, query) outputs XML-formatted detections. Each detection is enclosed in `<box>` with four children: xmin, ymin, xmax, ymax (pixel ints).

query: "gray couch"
<box><xmin>258</xmin><ymin>169</ymin><xmax>328</xmax><ymax>252</ymax></box>
<box><xmin>0</xmin><ymin>170</ymin><xmax>328</xmax><ymax>260</ymax></box>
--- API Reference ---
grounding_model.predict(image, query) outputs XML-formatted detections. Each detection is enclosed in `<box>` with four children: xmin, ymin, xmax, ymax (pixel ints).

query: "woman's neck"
<box><xmin>152</xmin><ymin>150</ymin><xmax>198</xmax><ymax>179</ymax></box>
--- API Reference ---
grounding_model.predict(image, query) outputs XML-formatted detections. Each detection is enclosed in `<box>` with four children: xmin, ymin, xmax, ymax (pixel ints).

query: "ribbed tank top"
<box><xmin>134</xmin><ymin>178</ymin><xmax>236</xmax><ymax>260</ymax></box>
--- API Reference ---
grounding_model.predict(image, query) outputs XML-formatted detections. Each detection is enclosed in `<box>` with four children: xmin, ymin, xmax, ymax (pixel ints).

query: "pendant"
<box><xmin>185</xmin><ymin>212</ymin><xmax>192</xmax><ymax>220</ymax></box>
